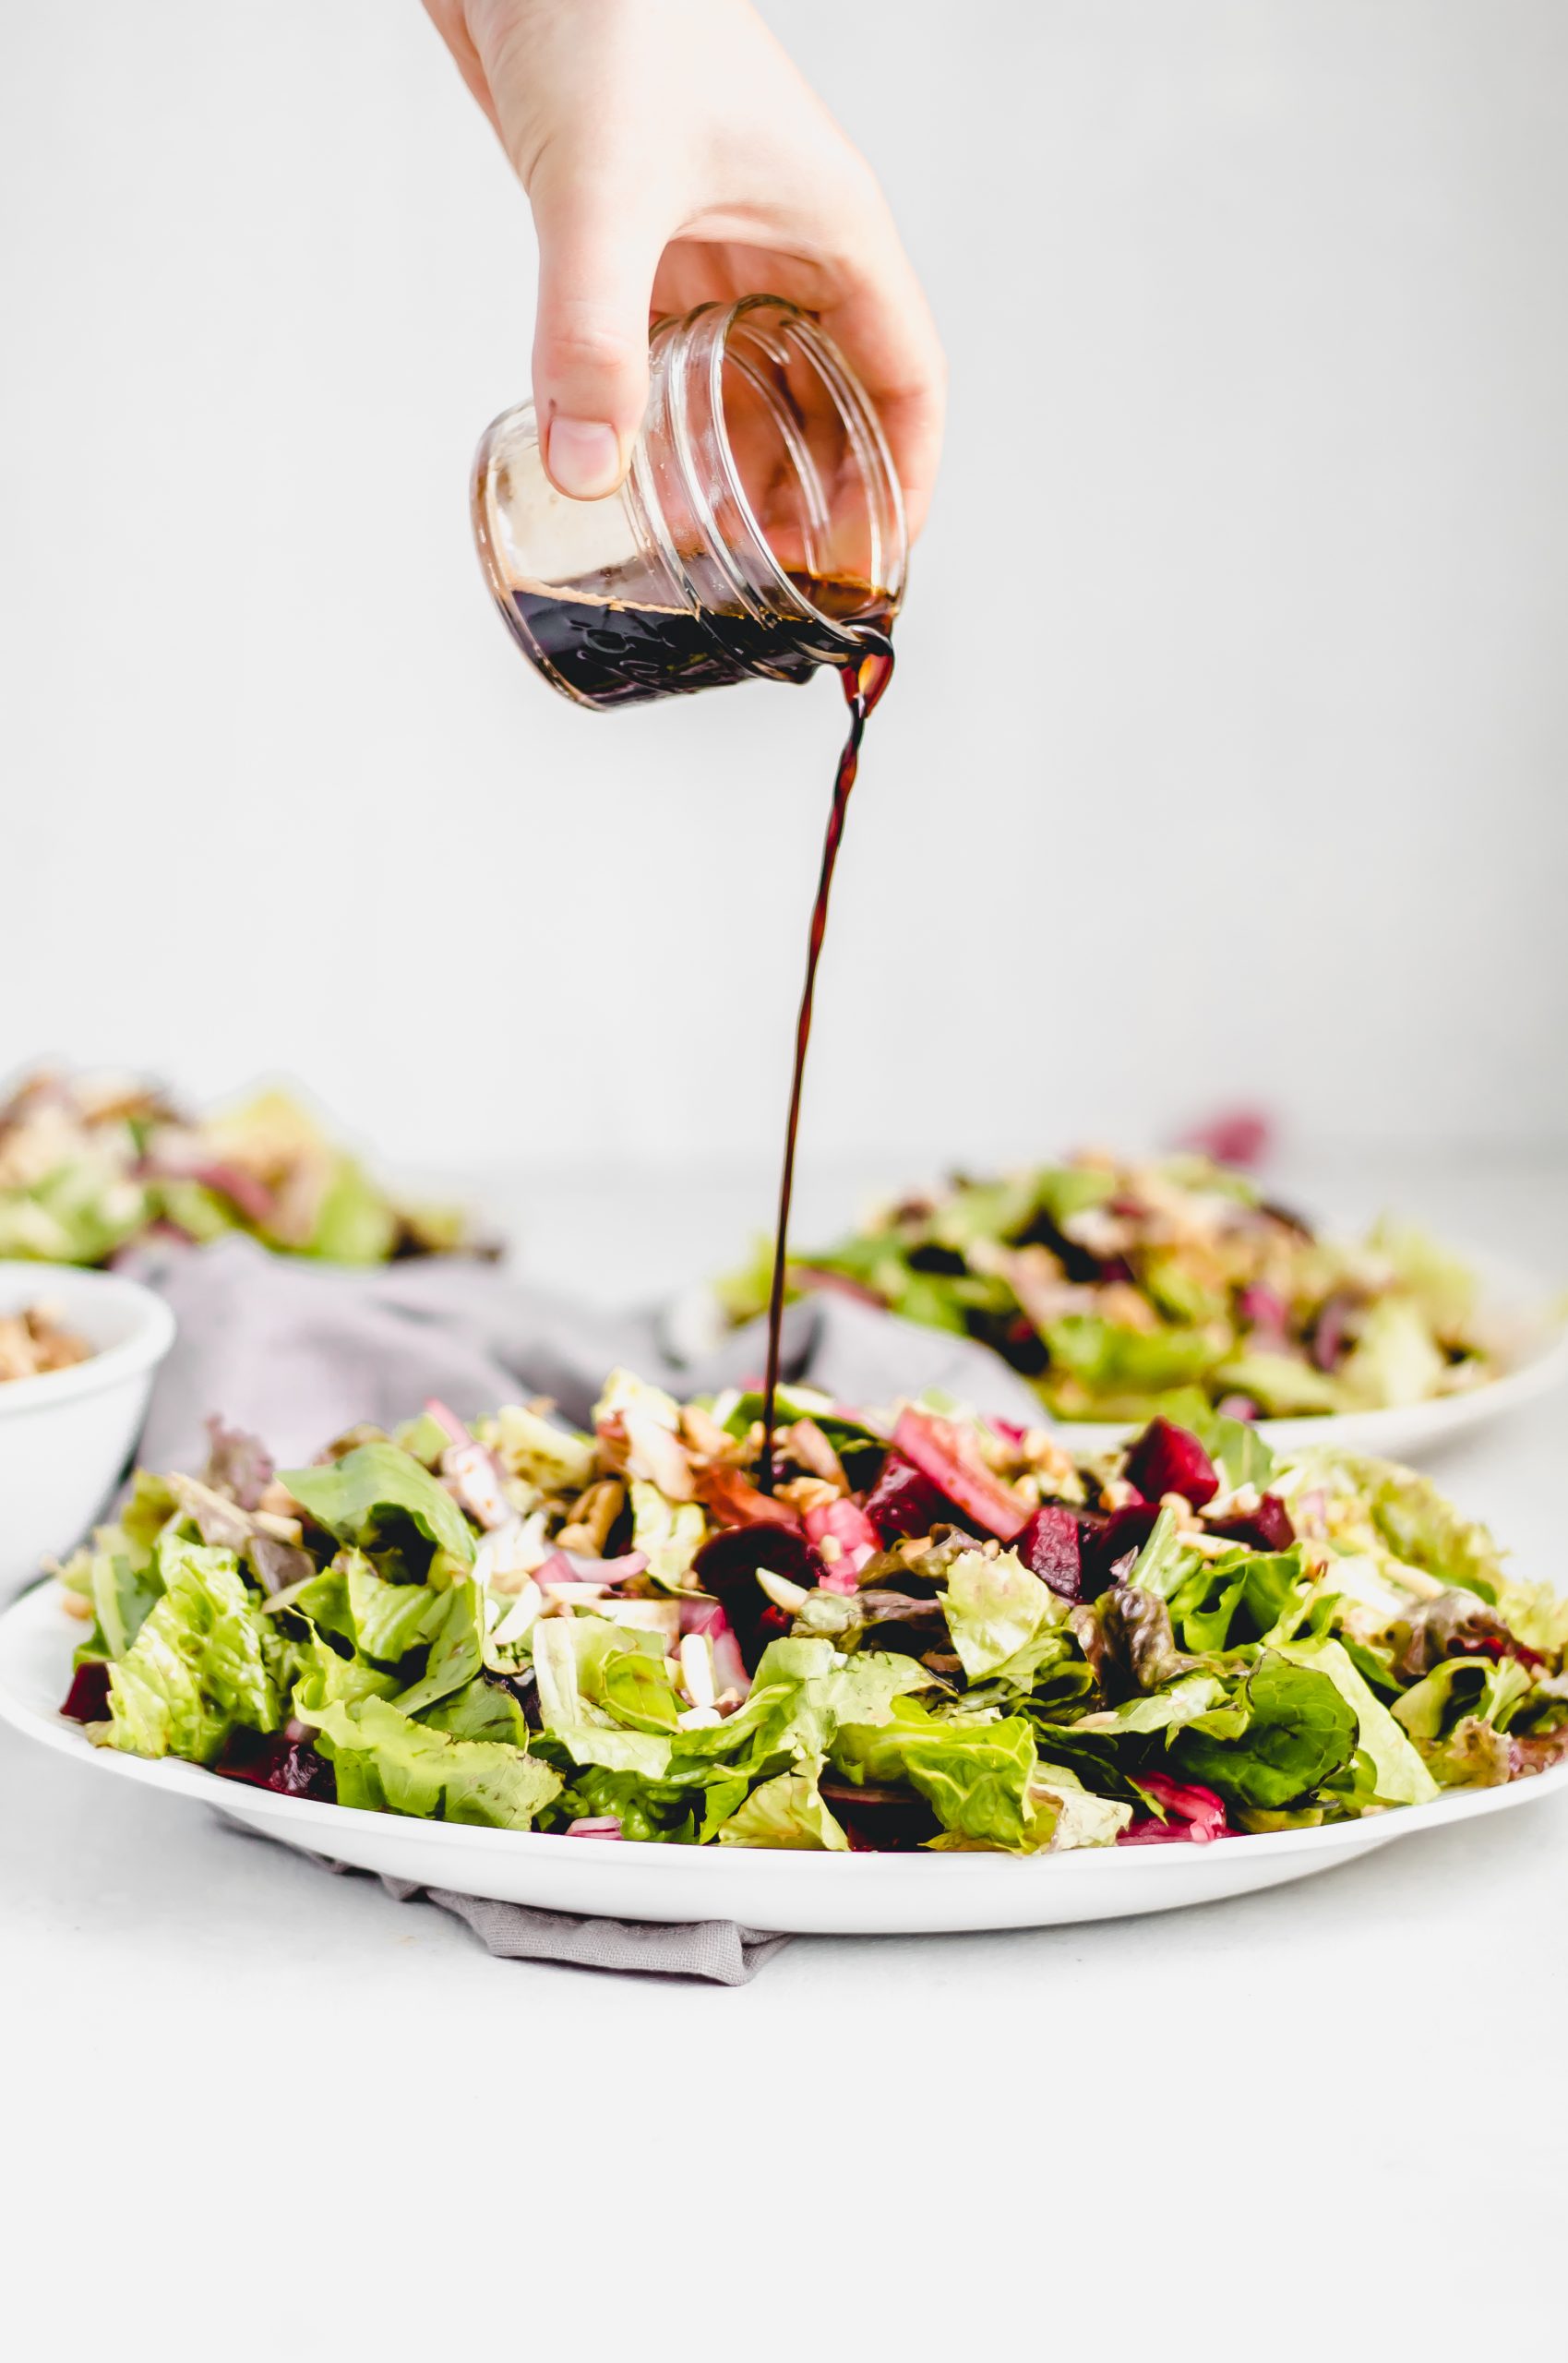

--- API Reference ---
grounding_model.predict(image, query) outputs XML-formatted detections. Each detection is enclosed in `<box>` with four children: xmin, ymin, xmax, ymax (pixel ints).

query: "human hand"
<box><xmin>424</xmin><ymin>0</ymin><xmax>944</xmax><ymax>534</ymax></box>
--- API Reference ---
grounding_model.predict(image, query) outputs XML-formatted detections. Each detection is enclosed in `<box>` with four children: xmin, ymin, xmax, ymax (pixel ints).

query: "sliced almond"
<box><xmin>678</xmin><ymin>1632</ymin><xmax>717</xmax><ymax>1710</ymax></box>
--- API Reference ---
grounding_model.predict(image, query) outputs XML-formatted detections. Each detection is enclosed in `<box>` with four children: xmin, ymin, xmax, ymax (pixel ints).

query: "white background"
<box><xmin>4</xmin><ymin>15</ymin><xmax>1568</xmax><ymax>2345</ymax></box>
<box><xmin>3</xmin><ymin>0</ymin><xmax>1565</xmax><ymax>1200</ymax></box>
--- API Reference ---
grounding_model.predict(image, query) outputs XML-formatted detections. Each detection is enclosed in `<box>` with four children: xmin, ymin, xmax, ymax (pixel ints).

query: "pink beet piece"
<box><xmin>1016</xmin><ymin>1504</ymin><xmax>1083</xmax><ymax>1600</ymax></box>
<box><xmin>892</xmin><ymin>1409</ymin><xmax>1030</xmax><ymax>1541</ymax></box>
<box><xmin>862</xmin><ymin>1452</ymin><xmax>963</xmax><ymax>1541</ymax></box>
<box><xmin>1123</xmin><ymin>1417</ymin><xmax>1220</xmax><ymax>1509</ymax></box>
<box><xmin>1205</xmin><ymin>1493</ymin><xmax>1296</xmax><ymax>1552</ymax></box>
<box><xmin>60</xmin><ymin>1661</ymin><xmax>112</xmax><ymax>1723</ymax></box>
<box><xmin>804</xmin><ymin>1497</ymin><xmax>880</xmax><ymax>1591</ymax></box>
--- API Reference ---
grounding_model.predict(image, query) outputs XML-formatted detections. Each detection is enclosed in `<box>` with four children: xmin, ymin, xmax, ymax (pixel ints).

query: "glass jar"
<box><xmin>470</xmin><ymin>295</ymin><xmax>906</xmax><ymax>710</ymax></box>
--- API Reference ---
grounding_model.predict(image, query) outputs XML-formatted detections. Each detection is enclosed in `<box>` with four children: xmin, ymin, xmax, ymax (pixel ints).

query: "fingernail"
<box><xmin>545</xmin><ymin>417</ymin><xmax>622</xmax><ymax>498</ymax></box>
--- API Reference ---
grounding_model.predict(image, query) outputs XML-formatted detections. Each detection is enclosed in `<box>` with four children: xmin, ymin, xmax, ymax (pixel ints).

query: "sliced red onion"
<box><xmin>441</xmin><ymin>1438</ymin><xmax>511</xmax><ymax>1529</ymax></box>
<box><xmin>424</xmin><ymin>1397</ymin><xmax>473</xmax><ymax>1446</ymax></box>
<box><xmin>1238</xmin><ymin>1283</ymin><xmax>1288</xmax><ymax>1344</ymax></box>
<box><xmin>145</xmin><ymin>1155</ymin><xmax>278</xmax><ymax>1227</ymax></box>
<box><xmin>1215</xmin><ymin>1394</ymin><xmax>1260</xmax><ymax>1421</ymax></box>
<box><xmin>565</xmin><ymin>1817</ymin><xmax>623</xmax><ymax>1840</ymax></box>
<box><xmin>562</xmin><ymin>1549</ymin><xmax>647</xmax><ymax>1585</ymax></box>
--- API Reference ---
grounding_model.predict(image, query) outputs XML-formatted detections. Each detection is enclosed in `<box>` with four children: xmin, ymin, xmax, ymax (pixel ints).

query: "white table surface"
<box><xmin>5</xmin><ymin>1147</ymin><xmax>1566</xmax><ymax>2350</ymax></box>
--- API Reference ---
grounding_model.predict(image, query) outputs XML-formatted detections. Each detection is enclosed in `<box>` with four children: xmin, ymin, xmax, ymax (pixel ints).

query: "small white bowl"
<box><xmin>0</xmin><ymin>1263</ymin><xmax>175</xmax><ymax>1594</ymax></box>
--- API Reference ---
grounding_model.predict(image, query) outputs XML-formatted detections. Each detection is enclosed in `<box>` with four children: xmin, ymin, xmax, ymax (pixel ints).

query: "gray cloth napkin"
<box><xmin>126</xmin><ymin>1232</ymin><xmax>1046</xmax><ymax>1473</ymax></box>
<box><xmin>130</xmin><ymin>1235</ymin><xmax>1039</xmax><ymax>1981</ymax></box>
<box><xmin>221</xmin><ymin>1819</ymin><xmax>786</xmax><ymax>1984</ymax></box>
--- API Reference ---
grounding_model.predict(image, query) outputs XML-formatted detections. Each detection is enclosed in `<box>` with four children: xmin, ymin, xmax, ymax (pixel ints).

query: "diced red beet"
<box><xmin>1131</xmin><ymin>1771</ymin><xmax>1229</xmax><ymax>1842</ymax></box>
<box><xmin>862</xmin><ymin>1452</ymin><xmax>964</xmax><ymax>1541</ymax></box>
<box><xmin>1080</xmin><ymin>1501</ymin><xmax>1160</xmax><ymax>1597</ymax></box>
<box><xmin>892</xmin><ymin>1409</ymin><xmax>1030</xmax><ymax>1541</ymax></box>
<box><xmin>1016</xmin><ymin>1504</ymin><xmax>1083</xmax><ymax>1601</ymax></box>
<box><xmin>61</xmin><ymin>1661</ymin><xmax>112</xmax><ymax>1723</ymax></box>
<box><xmin>1123</xmin><ymin>1418</ymin><xmax>1219</xmax><ymax>1510</ymax></box>
<box><xmin>1205</xmin><ymin>1493</ymin><xmax>1297</xmax><ymax>1552</ymax></box>
<box><xmin>214</xmin><ymin>1728</ymin><xmax>336</xmax><ymax>1802</ymax></box>
<box><xmin>692</xmin><ymin>1525</ymin><xmax>829</xmax><ymax>1670</ymax></box>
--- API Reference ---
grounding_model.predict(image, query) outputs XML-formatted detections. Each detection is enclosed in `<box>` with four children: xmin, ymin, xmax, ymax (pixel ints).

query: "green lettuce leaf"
<box><xmin>1368</xmin><ymin>1217</ymin><xmax>1478</xmax><ymax>1337</ymax></box>
<box><xmin>88</xmin><ymin>1550</ymin><xmax>162</xmax><ymax>1662</ymax></box>
<box><xmin>1337</xmin><ymin>1298</ymin><xmax>1447</xmax><ymax>1410</ymax></box>
<box><xmin>279</xmin><ymin>1442</ymin><xmax>476</xmax><ymax>1568</ymax></box>
<box><xmin>290</xmin><ymin>1630</ymin><xmax>400</xmax><ymax>1721</ymax></box>
<box><xmin>939</xmin><ymin>1548</ymin><xmax>1058</xmax><ymax>1680</ymax></box>
<box><xmin>716</xmin><ymin>1759</ymin><xmax>849</xmax><ymax>1850</ymax></box>
<box><xmin>307</xmin><ymin>1695</ymin><xmax>558</xmax><ymax>1828</ymax></box>
<box><xmin>1392</xmin><ymin>1653</ymin><xmax>1535</xmax><ymax>1744</ymax></box>
<box><xmin>1126</xmin><ymin>1506</ymin><xmax>1203</xmax><ymax>1602</ymax></box>
<box><xmin>1167</xmin><ymin>1548</ymin><xmax>1302</xmax><ymax>1653</ymax></box>
<box><xmin>1182</xmin><ymin>1400</ymin><xmax>1276</xmax><ymax>1491</ymax></box>
<box><xmin>486</xmin><ymin>1403</ymin><xmax>597</xmax><ymax>1493</ymax></box>
<box><xmin>1211</xmin><ymin>1352</ymin><xmax>1341</xmax><ymax>1417</ymax></box>
<box><xmin>1020</xmin><ymin>1769</ymin><xmax>1131</xmax><ymax>1853</ymax></box>
<box><xmin>1071</xmin><ymin>1672</ymin><xmax>1227</xmax><ymax>1738</ymax></box>
<box><xmin>299</xmin><ymin>1155</ymin><xmax>399</xmax><ymax>1265</ymax></box>
<box><xmin>832</xmin><ymin>1700</ymin><xmax>1038</xmax><ymax>1851</ymax></box>
<box><xmin>1173</xmin><ymin>1652</ymin><xmax>1359</xmax><ymax>1809</ymax></box>
<box><xmin>342</xmin><ymin>1550</ymin><xmax>448</xmax><ymax>1662</ymax></box>
<box><xmin>103</xmin><ymin>1539</ymin><xmax>280</xmax><ymax>1763</ymax></box>
<box><xmin>1044</xmin><ymin>1316</ymin><xmax>1222</xmax><ymax>1399</ymax></box>
<box><xmin>532</xmin><ymin>1615</ymin><xmax>671</xmax><ymax>1731</ymax></box>
<box><xmin>1276</xmin><ymin>1635</ymin><xmax>1438</xmax><ymax>1805</ymax></box>
<box><xmin>392</xmin><ymin>1581</ymin><xmax>484</xmax><ymax>1716</ymax></box>
<box><xmin>420</xmin><ymin>1678</ymin><xmax>532</xmax><ymax>1747</ymax></box>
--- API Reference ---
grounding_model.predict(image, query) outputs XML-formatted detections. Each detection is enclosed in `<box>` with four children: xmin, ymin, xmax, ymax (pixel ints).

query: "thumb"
<box><xmin>529</xmin><ymin>175</ymin><xmax>662</xmax><ymax>500</ymax></box>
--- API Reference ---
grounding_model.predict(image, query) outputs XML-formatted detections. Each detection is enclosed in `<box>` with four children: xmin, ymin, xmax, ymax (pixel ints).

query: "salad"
<box><xmin>0</xmin><ymin>1070</ymin><xmax>482</xmax><ymax>1266</ymax></box>
<box><xmin>716</xmin><ymin>1151</ymin><xmax>1498</xmax><ymax>1421</ymax></box>
<box><xmin>54</xmin><ymin>1375</ymin><xmax>1568</xmax><ymax>1852</ymax></box>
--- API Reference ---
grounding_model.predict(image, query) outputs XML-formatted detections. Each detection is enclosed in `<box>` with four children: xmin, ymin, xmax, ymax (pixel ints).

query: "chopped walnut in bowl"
<box><xmin>0</xmin><ymin>1304</ymin><xmax>94</xmax><ymax>1385</ymax></box>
